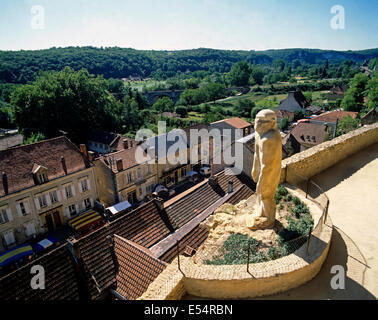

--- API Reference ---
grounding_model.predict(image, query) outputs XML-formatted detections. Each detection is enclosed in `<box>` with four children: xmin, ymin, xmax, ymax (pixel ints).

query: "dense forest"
<box><xmin>1</xmin><ymin>47</ymin><xmax>378</xmax><ymax>83</ymax></box>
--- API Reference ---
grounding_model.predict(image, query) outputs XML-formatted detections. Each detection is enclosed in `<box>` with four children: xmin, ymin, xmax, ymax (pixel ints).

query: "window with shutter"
<box><xmin>0</xmin><ymin>209</ymin><xmax>9</xmax><ymax>224</ymax></box>
<box><xmin>3</xmin><ymin>230</ymin><xmax>15</xmax><ymax>245</ymax></box>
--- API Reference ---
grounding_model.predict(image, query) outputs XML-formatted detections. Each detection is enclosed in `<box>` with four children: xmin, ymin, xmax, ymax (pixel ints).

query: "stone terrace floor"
<box><xmin>185</xmin><ymin>142</ymin><xmax>378</xmax><ymax>300</ymax></box>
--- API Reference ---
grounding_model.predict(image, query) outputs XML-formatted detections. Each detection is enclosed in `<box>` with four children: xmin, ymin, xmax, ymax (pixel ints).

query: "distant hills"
<box><xmin>0</xmin><ymin>47</ymin><xmax>377</xmax><ymax>83</ymax></box>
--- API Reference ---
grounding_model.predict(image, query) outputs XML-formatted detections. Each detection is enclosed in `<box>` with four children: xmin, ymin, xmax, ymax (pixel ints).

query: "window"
<box><xmin>127</xmin><ymin>172</ymin><xmax>134</xmax><ymax>184</ymax></box>
<box><xmin>0</xmin><ymin>209</ymin><xmax>9</xmax><ymax>224</ymax></box>
<box><xmin>3</xmin><ymin>230</ymin><xmax>15</xmax><ymax>246</ymax></box>
<box><xmin>25</xmin><ymin>222</ymin><xmax>36</xmax><ymax>237</ymax></box>
<box><xmin>39</xmin><ymin>173</ymin><xmax>48</xmax><ymax>184</ymax></box>
<box><xmin>147</xmin><ymin>164</ymin><xmax>152</xmax><ymax>175</ymax></box>
<box><xmin>84</xmin><ymin>198</ymin><xmax>91</xmax><ymax>210</ymax></box>
<box><xmin>50</xmin><ymin>190</ymin><xmax>58</xmax><ymax>204</ymax></box>
<box><xmin>146</xmin><ymin>183</ymin><xmax>154</xmax><ymax>194</ymax></box>
<box><xmin>19</xmin><ymin>202</ymin><xmax>29</xmax><ymax>216</ymax></box>
<box><xmin>68</xmin><ymin>204</ymin><xmax>77</xmax><ymax>216</ymax></box>
<box><xmin>65</xmin><ymin>185</ymin><xmax>73</xmax><ymax>198</ymax></box>
<box><xmin>137</xmin><ymin>168</ymin><xmax>143</xmax><ymax>179</ymax></box>
<box><xmin>81</xmin><ymin>179</ymin><xmax>88</xmax><ymax>192</ymax></box>
<box><xmin>38</xmin><ymin>195</ymin><xmax>47</xmax><ymax>208</ymax></box>
<box><xmin>181</xmin><ymin>167</ymin><xmax>187</xmax><ymax>177</ymax></box>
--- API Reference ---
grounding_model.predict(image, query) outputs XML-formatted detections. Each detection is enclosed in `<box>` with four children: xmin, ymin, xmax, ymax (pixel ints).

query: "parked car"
<box><xmin>152</xmin><ymin>184</ymin><xmax>175</xmax><ymax>199</ymax></box>
<box><xmin>200</xmin><ymin>166</ymin><xmax>211</xmax><ymax>176</ymax></box>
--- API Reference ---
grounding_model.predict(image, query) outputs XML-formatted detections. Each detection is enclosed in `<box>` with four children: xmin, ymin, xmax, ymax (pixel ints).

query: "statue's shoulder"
<box><xmin>261</xmin><ymin>129</ymin><xmax>281</xmax><ymax>142</ymax></box>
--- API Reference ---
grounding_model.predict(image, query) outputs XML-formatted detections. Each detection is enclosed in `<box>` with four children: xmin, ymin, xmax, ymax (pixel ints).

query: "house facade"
<box><xmin>94</xmin><ymin>145</ymin><xmax>158</xmax><ymax>207</ymax></box>
<box><xmin>0</xmin><ymin>137</ymin><xmax>98</xmax><ymax>253</ymax></box>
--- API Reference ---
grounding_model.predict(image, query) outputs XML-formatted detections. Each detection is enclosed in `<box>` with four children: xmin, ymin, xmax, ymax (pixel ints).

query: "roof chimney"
<box><xmin>123</xmin><ymin>139</ymin><xmax>129</xmax><ymax>150</ymax></box>
<box><xmin>2</xmin><ymin>172</ymin><xmax>8</xmax><ymax>195</ymax></box>
<box><xmin>80</xmin><ymin>144</ymin><xmax>88</xmax><ymax>158</ymax></box>
<box><xmin>153</xmin><ymin>197</ymin><xmax>164</xmax><ymax>211</ymax></box>
<box><xmin>61</xmin><ymin>156</ymin><xmax>68</xmax><ymax>175</ymax></box>
<box><xmin>208</xmin><ymin>175</ymin><xmax>218</xmax><ymax>187</ymax></box>
<box><xmin>116</xmin><ymin>159</ymin><xmax>123</xmax><ymax>171</ymax></box>
<box><xmin>88</xmin><ymin>151</ymin><xmax>95</xmax><ymax>161</ymax></box>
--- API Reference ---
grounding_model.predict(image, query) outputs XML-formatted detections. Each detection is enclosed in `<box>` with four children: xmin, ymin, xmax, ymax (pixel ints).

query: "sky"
<box><xmin>0</xmin><ymin>0</ymin><xmax>377</xmax><ymax>51</ymax></box>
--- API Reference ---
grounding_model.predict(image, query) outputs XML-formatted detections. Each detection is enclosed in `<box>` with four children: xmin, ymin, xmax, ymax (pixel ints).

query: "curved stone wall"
<box><xmin>182</xmin><ymin>190</ymin><xmax>333</xmax><ymax>299</ymax></box>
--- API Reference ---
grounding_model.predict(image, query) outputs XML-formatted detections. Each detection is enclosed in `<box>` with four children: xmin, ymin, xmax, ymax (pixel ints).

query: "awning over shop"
<box><xmin>69</xmin><ymin>210</ymin><xmax>103</xmax><ymax>232</ymax></box>
<box><xmin>32</xmin><ymin>236</ymin><xmax>57</xmax><ymax>253</ymax></box>
<box><xmin>106</xmin><ymin>200</ymin><xmax>132</xmax><ymax>215</ymax></box>
<box><xmin>0</xmin><ymin>243</ymin><xmax>33</xmax><ymax>267</ymax></box>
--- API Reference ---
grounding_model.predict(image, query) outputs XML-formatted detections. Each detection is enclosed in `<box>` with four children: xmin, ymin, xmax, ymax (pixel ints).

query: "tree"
<box><xmin>341</xmin><ymin>73</ymin><xmax>369</xmax><ymax>112</ymax></box>
<box><xmin>366</xmin><ymin>77</ymin><xmax>378</xmax><ymax>110</ymax></box>
<box><xmin>227</xmin><ymin>61</ymin><xmax>251</xmax><ymax>86</ymax></box>
<box><xmin>278</xmin><ymin>118</ymin><xmax>290</xmax><ymax>131</ymax></box>
<box><xmin>337</xmin><ymin>115</ymin><xmax>359</xmax><ymax>136</ymax></box>
<box><xmin>206</xmin><ymin>82</ymin><xmax>226</xmax><ymax>103</ymax></box>
<box><xmin>152</xmin><ymin>96</ymin><xmax>174</xmax><ymax>112</ymax></box>
<box><xmin>175</xmin><ymin>106</ymin><xmax>188</xmax><ymax>118</ymax></box>
<box><xmin>235</xmin><ymin>99</ymin><xmax>255</xmax><ymax>117</ymax></box>
<box><xmin>249</xmin><ymin>67</ymin><xmax>265</xmax><ymax>85</ymax></box>
<box><xmin>11</xmin><ymin>67</ymin><xmax>118</xmax><ymax>143</ymax></box>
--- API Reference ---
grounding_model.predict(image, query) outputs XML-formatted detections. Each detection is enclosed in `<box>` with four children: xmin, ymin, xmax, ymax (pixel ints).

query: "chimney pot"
<box><xmin>116</xmin><ymin>158</ymin><xmax>123</xmax><ymax>171</ymax></box>
<box><xmin>153</xmin><ymin>197</ymin><xmax>164</xmax><ymax>211</ymax></box>
<box><xmin>228</xmin><ymin>181</ymin><xmax>233</xmax><ymax>193</ymax></box>
<box><xmin>209</xmin><ymin>175</ymin><xmax>218</xmax><ymax>187</ymax></box>
<box><xmin>60</xmin><ymin>156</ymin><xmax>68</xmax><ymax>175</ymax></box>
<box><xmin>2</xmin><ymin>172</ymin><xmax>9</xmax><ymax>195</ymax></box>
<box><xmin>123</xmin><ymin>139</ymin><xmax>129</xmax><ymax>150</ymax></box>
<box><xmin>88</xmin><ymin>151</ymin><xmax>95</xmax><ymax>161</ymax></box>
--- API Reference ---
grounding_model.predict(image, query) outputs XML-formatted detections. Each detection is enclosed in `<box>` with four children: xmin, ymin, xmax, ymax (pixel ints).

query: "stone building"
<box><xmin>0</xmin><ymin>136</ymin><xmax>98</xmax><ymax>253</ymax></box>
<box><xmin>94</xmin><ymin>144</ymin><xmax>158</xmax><ymax>207</ymax></box>
<box><xmin>276</xmin><ymin>90</ymin><xmax>310</xmax><ymax>113</ymax></box>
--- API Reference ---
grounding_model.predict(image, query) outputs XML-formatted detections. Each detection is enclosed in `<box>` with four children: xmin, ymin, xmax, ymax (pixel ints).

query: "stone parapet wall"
<box><xmin>281</xmin><ymin>123</ymin><xmax>378</xmax><ymax>184</ymax></box>
<box><xmin>138</xmin><ymin>258</ymin><xmax>186</xmax><ymax>300</ymax></box>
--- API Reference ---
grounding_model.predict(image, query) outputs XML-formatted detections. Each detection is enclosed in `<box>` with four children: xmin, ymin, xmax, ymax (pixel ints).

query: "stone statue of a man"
<box><xmin>250</xmin><ymin>109</ymin><xmax>282</xmax><ymax>229</ymax></box>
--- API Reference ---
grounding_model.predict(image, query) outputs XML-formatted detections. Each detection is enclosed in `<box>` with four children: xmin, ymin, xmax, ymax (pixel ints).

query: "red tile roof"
<box><xmin>212</xmin><ymin>117</ymin><xmax>252</xmax><ymax>129</ymax></box>
<box><xmin>313</xmin><ymin>110</ymin><xmax>358</xmax><ymax>123</ymax></box>
<box><xmin>164</xmin><ymin>170</ymin><xmax>254</xmax><ymax>230</ymax></box>
<box><xmin>76</xmin><ymin>200</ymin><xmax>171</xmax><ymax>299</ymax></box>
<box><xmin>114</xmin><ymin>235</ymin><xmax>167</xmax><ymax>300</ymax></box>
<box><xmin>99</xmin><ymin>145</ymin><xmax>151</xmax><ymax>173</ymax></box>
<box><xmin>0</xmin><ymin>244</ymin><xmax>80</xmax><ymax>300</ymax></box>
<box><xmin>158</xmin><ymin>225</ymin><xmax>209</xmax><ymax>263</ymax></box>
<box><xmin>290</xmin><ymin>123</ymin><xmax>328</xmax><ymax>146</ymax></box>
<box><xmin>0</xmin><ymin>136</ymin><xmax>90</xmax><ymax>197</ymax></box>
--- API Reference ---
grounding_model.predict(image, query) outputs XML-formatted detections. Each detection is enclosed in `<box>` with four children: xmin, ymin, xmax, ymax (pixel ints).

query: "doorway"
<box><xmin>45</xmin><ymin>214</ymin><xmax>54</xmax><ymax>232</ymax></box>
<box><xmin>53</xmin><ymin>211</ymin><xmax>62</xmax><ymax>228</ymax></box>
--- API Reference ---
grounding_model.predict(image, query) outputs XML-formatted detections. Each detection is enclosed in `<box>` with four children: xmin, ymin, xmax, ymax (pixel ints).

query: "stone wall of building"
<box><xmin>281</xmin><ymin>123</ymin><xmax>378</xmax><ymax>184</ymax></box>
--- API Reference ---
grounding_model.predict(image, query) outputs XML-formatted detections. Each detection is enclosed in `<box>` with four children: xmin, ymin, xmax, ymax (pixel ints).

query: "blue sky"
<box><xmin>0</xmin><ymin>0</ymin><xmax>377</xmax><ymax>51</ymax></box>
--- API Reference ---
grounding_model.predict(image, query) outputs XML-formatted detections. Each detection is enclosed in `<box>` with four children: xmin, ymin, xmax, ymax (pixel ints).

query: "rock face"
<box><xmin>200</xmin><ymin>195</ymin><xmax>281</xmax><ymax>250</ymax></box>
<box><xmin>250</xmin><ymin>109</ymin><xmax>282</xmax><ymax>229</ymax></box>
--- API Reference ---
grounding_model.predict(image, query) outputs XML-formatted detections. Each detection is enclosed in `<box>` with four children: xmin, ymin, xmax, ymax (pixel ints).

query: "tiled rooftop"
<box><xmin>76</xmin><ymin>200</ymin><xmax>172</xmax><ymax>299</ymax></box>
<box><xmin>114</xmin><ymin>235</ymin><xmax>167</xmax><ymax>300</ymax></box>
<box><xmin>0</xmin><ymin>244</ymin><xmax>80</xmax><ymax>300</ymax></box>
<box><xmin>0</xmin><ymin>136</ymin><xmax>90</xmax><ymax>197</ymax></box>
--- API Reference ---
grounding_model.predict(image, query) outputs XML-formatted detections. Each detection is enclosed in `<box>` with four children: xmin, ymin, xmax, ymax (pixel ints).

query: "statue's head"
<box><xmin>254</xmin><ymin>109</ymin><xmax>277</xmax><ymax>135</ymax></box>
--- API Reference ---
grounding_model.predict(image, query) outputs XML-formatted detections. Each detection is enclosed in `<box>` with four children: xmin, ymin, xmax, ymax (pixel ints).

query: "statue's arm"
<box><xmin>252</xmin><ymin>141</ymin><xmax>259</xmax><ymax>182</ymax></box>
<box><xmin>256</xmin><ymin>137</ymin><xmax>277</xmax><ymax>195</ymax></box>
